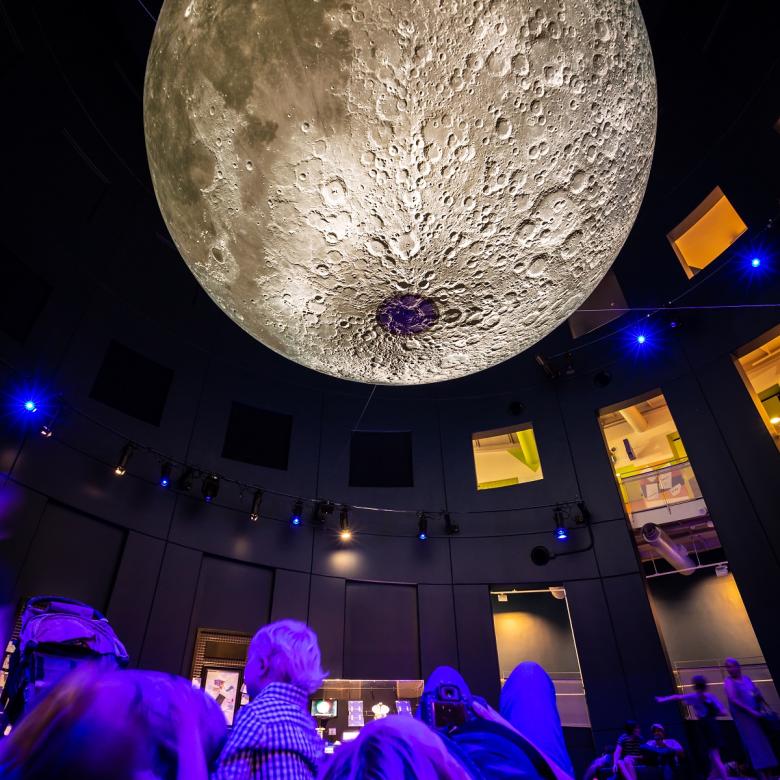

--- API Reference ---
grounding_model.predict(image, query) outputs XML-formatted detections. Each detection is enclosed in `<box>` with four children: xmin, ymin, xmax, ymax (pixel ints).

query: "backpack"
<box><xmin>1</xmin><ymin>596</ymin><xmax>129</xmax><ymax>727</ymax></box>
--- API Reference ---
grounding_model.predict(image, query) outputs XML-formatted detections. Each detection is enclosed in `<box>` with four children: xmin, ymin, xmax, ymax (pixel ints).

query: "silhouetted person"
<box><xmin>0</xmin><ymin>666</ymin><xmax>224</xmax><ymax>780</ymax></box>
<box><xmin>612</xmin><ymin>721</ymin><xmax>643</xmax><ymax>780</ymax></box>
<box><xmin>724</xmin><ymin>658</ymin><xmax>777</xmax><ymax>780</ymax></box>
<box><xmin>317</xmin><ymin>716</ymin><xmax>472</xmax><ymax>780</ymax></box>
<box><xmin>656</xmin><ymin>675</ymin><xmax>727</xmax><ymax>780</ymax></box>
<box><xmin>213</xmin><ymin>620</ymin><xmax>325</xmax><ymax>780</ymax></box>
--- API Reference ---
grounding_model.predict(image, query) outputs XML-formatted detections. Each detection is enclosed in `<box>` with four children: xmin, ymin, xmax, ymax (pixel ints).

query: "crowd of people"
<box><xmin>585</xmin><ymin>661</ymin><xmax>778</xmax><ymax>780</ymax></box>
<box><xmin>0</xmin><ymin>620</ymin><xmax>776</xmax><ymax>780</ymax></box>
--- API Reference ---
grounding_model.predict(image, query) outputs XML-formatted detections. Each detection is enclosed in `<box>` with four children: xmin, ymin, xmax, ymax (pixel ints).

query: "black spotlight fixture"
<box><xmin>535</xmin><ymin>353</ymin><xmax>559</xmax><ymax>379</ymax></box>
<box><xmin>201</xmin><ymin>474</ymin><xmax>220</xmax><ymax>503</ymax></box>
<box><xmin>290</xmin><ymin>500</ymin><xmax>303</xmax><ymax>527</ymax></box>
<box><xmin>576</xmin><ymin>501</ymin><xmax>591</xmax><ymax>525</ymax></box>
<box><xmin>444</xmin><ymin>512</ymin><xmax>460</xmax><ymax>535</ymax></box>
<box><xmin>114</xmin><ymin>442</ymin><xmax>133</xmax><ymax>476</ymax></box>
<box><xmin>177</xmin><ymin>467</ymin><xmax>195</xmax><ymax>492</ymax></box>
<box><xmin>531</xmin><ymin>545</ymin><xmax>552</xmax><ymax>566</ymax></box>
<box><xmin>553</xmin><ymin>505</ymin><xmax>568</xmax><ymax>541</ymax></box>
<box><xmin>593</xmin><ymin>369</ymin><xmax>612</xmax><ymax>388</ymax></box>
<box><xmin>159</xmin><ymin>462</ymin><xmax>173</xmax><ymax>488</ymax></box>
<box><xmin>249</xmin><ymin>489</ymin><xmax>263</xmax><ymax>522</ymax></box>
<box><xmin>315</xmin><ymin>500</ymin><xmax>334</xmax><ymax>525</ymax></box>
<box><xmin>339</xmin><ymin>506</ymin><xmax>352</xmax><ymax>542</ymax></box>
<box><xmin>417</xmin><ymin>513</ymin><xmax>428</xmax><ymax>541</ymax></box>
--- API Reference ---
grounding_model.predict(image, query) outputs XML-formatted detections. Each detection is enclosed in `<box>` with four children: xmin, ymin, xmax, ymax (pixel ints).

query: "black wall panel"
<box><xmin>106</xmin><ymin>532</ymin><xmax>165</xmax><ymax>666</ymax></box>
<box><xmin>418</xmin><ymin>583</ymin><xmax>459</xmax><ymax>677</ymax></box>
<box><xmin>139</xmin><ymin>544</ymin><xmax>202</xmax><ymax>675</ymax></box>
<box><xmin>271</xmin><ymin>569</ymin><xmax>311</xmax><ymax>624</ymax></box>
<box><xmin>13</xmin><ymin>502</ymin><xmax>125</xmax><ymax>613</ymax></box>
<box><xmin>453</xmin><ymin>584</ymin><xmax>501</xmax><ymax>707</ymax></box>
<box><xmin>343</xmin><ymin>581</ymin><xmax>420</xmax><ymax>680</ymax></box>
<box><xmin>308</xmin><ymin>575</ymin><xmax>345</xmax><ymax>679</ymax></box>
<box><xmin>185</xmin><ymin>555</ymin><xmax>274</xmax><ymax>666</ymax></box>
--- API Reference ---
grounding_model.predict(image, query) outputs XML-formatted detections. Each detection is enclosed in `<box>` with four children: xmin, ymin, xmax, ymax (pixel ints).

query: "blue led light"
<box><xmin>636</xmin><ymin>334</ymin><xmax>646</xmax><ymax>345</ymax></box>
<box><xmin>291</xmin><ymin>515</ymin><xmax>301</xmax><ymax>526</ymax></box>
<box><xmin>23</xmin><ymin>400</ymin><xmax>38</xmax><ymax>413</ymax></box>
<box><xmin>160</xmin><ymin>477</ymin><xmax>170</xmax><ymax>488</ymax></box>
<box><xmin>751</xmin><ymin>257</ymin><xmax>761</xmax><ymax>268</ymax></box>
<box><xmin>418</xmin><ymin>532</ymin><xmax>427</xmax><ymax>541</ymax></box>
<box><xmin>555</xmin><ymin>526</ymin><xmax>569</xmax><ymax>541</ymax></box>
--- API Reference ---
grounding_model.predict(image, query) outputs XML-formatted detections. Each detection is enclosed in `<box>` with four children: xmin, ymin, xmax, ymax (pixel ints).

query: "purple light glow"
<box><xmin>376</xmin><ymin>295</ymin><xmax>438</xmax><ymax>336</ymax></box>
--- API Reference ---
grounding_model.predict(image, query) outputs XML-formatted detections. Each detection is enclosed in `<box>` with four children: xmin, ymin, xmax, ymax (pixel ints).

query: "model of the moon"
<box><xmin>144</xmin><ymin>0</ymin><xmax>656</xmax><ymax>385</ymax></box>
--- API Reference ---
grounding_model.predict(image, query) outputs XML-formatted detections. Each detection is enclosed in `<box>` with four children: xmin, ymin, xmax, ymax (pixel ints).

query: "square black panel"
<box><xmin>90</xmin><ymin>340</ymin><xmax>174</xmax><ymax>426</ymax></box>
<box><xmin>222</xmin><ymin>402</ymin><xmax>292</xmax><ymax>470</ymax></box>
<box><xmin>349</xmin><ymin>431</ymin><xmax>414</xmax><ymax>487</ymax></box>
<box><xmin>0</xmin><ymin>252</ymin><xmax>52</xmax><ymax>343</ymax></box>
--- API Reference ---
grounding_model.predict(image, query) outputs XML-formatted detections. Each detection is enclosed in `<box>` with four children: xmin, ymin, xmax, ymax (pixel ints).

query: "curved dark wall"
<box><xmin>1</xmin><ymin>0</ymin><xmax>779</xmax><ymax>751</ymax></box>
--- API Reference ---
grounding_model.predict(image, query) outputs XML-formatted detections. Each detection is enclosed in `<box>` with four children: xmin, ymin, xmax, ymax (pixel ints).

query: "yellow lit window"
<box><xmin>472</xmin><ymin>424</ymin><xmax>543</xmax><ymax>490</ymax></box>
<box><xmin>734</xmin><ymin>326</ymin><xmax>780</xmax><ymax>451</ymax></box>
<box><xmin>667</xmin><ymin>187</ymin><xmax>747</xmax><ymax>279</ymax></box>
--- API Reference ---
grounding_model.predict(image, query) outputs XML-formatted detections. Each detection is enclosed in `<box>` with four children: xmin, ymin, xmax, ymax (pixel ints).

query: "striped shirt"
<box><xmin>212</xmin><ymin>682</ymin><xmax>324</xmax><ymax>780</ymax></box>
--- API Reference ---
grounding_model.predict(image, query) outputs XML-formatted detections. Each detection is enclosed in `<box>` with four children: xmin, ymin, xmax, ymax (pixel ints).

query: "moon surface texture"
<box><xmin>144</xmin><ymin>0</ymin><xmax>656</xmax><ymax>385</ymax></box>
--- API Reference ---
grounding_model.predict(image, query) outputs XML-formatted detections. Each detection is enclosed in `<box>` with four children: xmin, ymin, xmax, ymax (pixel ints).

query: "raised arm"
<box><xmin>655</xmin><ymin>694</ymin><xmax>687</xmax><ymax>703</ymax></box>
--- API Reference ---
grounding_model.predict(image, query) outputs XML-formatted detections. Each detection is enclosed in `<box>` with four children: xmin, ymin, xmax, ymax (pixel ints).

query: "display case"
<box><xmin>309</xmin><ymin>679</ymin><xmax>424</xmax><ymax>746</ymax></box>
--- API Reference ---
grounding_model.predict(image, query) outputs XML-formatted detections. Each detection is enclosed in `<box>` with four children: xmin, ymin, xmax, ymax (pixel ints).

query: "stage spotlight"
<box><xmin>159</xmin><ymin>462</ymin><xmax>173</xmax><ymax>488</ymax></box>
<box><xmin>23</xmin><ymin>399</ymin><xmax>38</xmax><ymax>413</ymax></box>
<box><xmin>39</xmin><ymin>424</ymin><xmax>53</xmax><ymax>438</ymax></box>
<box><xmin>444</xmin><ymin>512</ymin><xmax>460</xmax><ymax>535</ymax></box>
<box><xmin>751</xmin><ymin>257</ymin><xmax>761</xmax><ymax>268</ymax></box>
<box><xmin>636</xmin><ymin>333</ymin><xmax>646</xmax><ymax>345</ymax></box>
<box><xmin>315</xmin><ymin>500</ymin><xmax>334</xmax><ymax>525</ymax></box>
<box><xmin>291</xmin><ymin>500</ymin><xmax>303</xmax><ymax>527</ymax></box>
<box><xmin>249</xmin><ymin>490</ymin><xmax>263</xmax><ymax>522</ymax></box>
<box><xmin>553</xmin><ymin>506</ymin><xmax>568</xmax><ymax>541</ymax></box>
<box><xmin>114</xmin><ymin>443</ymin><xmax>133</xmax><ymax>476</ymax></box>
<box><xmin>201</xmin><ymin>474</ymin><xmax>220</xmax><ymax>503</ymax></box>
<box><xmin>417</xmin><ymin>513</ymin><xmax>428</xmax><ymax>541</ymax></box>
<box><xmin>339</xmin><ymin>507</ymin><xmax>352</xmax><ymax>541</ymax></box>
<box><xmin>178</xmin><ymin>467</ymin><xmax>194</xmax><ymax>492</ymax></box>
<box><xmin>535</xmin><ymin>353</ymin><xmax>559</xmax><ymax>379</ymax></box>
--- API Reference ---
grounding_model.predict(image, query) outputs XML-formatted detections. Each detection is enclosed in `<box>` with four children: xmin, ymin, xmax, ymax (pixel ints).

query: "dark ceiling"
<box><xmin>1</xmin><ymin>0</ymin><xmax>779</xmax><ymax>397</ymax></box>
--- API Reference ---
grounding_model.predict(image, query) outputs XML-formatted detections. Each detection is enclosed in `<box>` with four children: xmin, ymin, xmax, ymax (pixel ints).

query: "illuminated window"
<box><xmin>734</xmin><ymin>325</ymin><xmax>780</xmax><ymax>451</ymax></box>
<box><xmin>472</xmin><ymin>424</ymin><xmax>543</xmax><ymax>490</ymax></box>
<box><xmin>597</xmin><ymin>392</ymin><xmax>705</xmax><ymax>527</ymax></box>
<box><xmin>596</xmin><ymin>393</ymin><xmax>778</xmax><ymax>711</ymax></box>
<box><xmin>667</xmin><ymin>187</ymin><xmax>747</xmax><ymax>279</ymax></box>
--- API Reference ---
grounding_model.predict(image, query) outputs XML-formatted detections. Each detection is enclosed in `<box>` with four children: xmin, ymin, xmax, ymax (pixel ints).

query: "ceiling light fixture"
<box><xmin>114</xmin><ymin>443</ymin><xmax>133</xmax><ymax>476</ymax></box>
<box><xmin>159</xmin><ymin>462</ymin><xmax>173</xmax><ymax>487</ymax></box>
<box><xmin>291</xmin><ymin>500</ymin><xmax>303</xmax><ymax>527</ymax></box>
<box><xmin>339</xmin><ymin>507</ymin><xmax>352</xmax><ymax>542</ymax></box>
<box><xmin>417</xmin><ymin>513</ymin><xmax>428</xmax><ymax>541</ymax></box>
<box><xmin>249</xmin><ymin>489</ymin><xmax>263</xmax><ymax>522</ymax></box>
<box><xmin>201</xmin><ymin>474</ymin><xmax>220</xmax><ymax>503</ymax></box>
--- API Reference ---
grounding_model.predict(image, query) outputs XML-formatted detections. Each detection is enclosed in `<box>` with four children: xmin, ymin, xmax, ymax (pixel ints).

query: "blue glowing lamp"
<box><xmin>751</xmin><ymin>257</ymin><xmax>761</xmax><ymax>268</ymax></box>
<box><xmin>555</xmin><ymin>526</ymin><xmax>569</xmax><ymax>542</ymax></box>
<box><xmin>23</xmin><ymin>400</ymin><xmax>38</xmax><ymax>413</ymax></box>
<box><xmin>636</xmin><ymin>334</ymin><xmax>647</xmax><ymax>345</ymax></box>
<box><xmin>291</xmin><ymin>515</ymin><xmax>301</xmax><ymax>526</ymax></box>
<box><xmin>418</xmin><ymin>531</ymin><xmax>427</xmax><ymax>541</ymax></box>
<box><xmin>160</xmin><ymin>477</ymin><xmax>170</xmax><ymax>488</ymax></box>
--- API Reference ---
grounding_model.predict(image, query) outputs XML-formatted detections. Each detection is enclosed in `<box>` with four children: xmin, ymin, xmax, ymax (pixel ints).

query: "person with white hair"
<box><xmin>213</xmin><ymin>620</ymin><xmax>326</xmax><ymax>780</ymax></box>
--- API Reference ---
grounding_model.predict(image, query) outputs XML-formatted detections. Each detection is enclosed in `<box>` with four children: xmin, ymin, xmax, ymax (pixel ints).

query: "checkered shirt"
<box><xmin>212</xmin><ymin>682</ymin><xmax>324</xmax><ymax>780</ymax></box>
